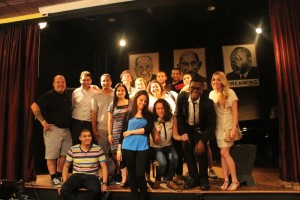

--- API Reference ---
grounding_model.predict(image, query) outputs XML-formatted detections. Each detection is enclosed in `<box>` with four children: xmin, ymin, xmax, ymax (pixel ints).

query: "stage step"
<box><xmin>23</xmin><ymin>187</ymin><xmax>300</xmax><ymax>200</ymax></box>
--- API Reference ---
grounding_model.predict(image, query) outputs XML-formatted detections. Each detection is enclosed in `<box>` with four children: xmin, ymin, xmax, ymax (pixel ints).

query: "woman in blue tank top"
<box><xmin>117</xmin><ymin>90</ymin><xmax>154</xmax><ymax>200</ymax></box>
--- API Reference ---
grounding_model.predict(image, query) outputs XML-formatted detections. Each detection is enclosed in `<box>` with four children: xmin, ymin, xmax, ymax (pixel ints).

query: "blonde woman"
<box><xmin>209</xmin><ymin>71</ymin><xmax>239</xmax><ymax>191</ymax></box>
<box><xmin>134</xmin><ymin>77</ymin><xmax>148</xmax><ymax>92</ymax></box>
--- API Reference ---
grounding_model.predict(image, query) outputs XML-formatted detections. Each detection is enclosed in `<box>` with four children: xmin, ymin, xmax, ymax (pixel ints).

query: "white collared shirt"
<box><xmin>188</xmin><ymin>96</ymin><xmax>200</xmax><ymax>125</ymax></box>
<box><xmin>72</xmin><ymin>86</ymin><xmax>98</xmax><ymax>121</ymax></box>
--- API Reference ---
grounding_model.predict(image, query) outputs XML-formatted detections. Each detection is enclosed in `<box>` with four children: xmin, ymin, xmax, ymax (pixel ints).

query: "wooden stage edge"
<box><xmin>22</xmin><ymin>165</ymin><xmax>300</xmax><ymax>200</ymax></box>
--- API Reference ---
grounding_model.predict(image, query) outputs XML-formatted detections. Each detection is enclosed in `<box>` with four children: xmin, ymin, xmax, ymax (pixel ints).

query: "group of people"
<box><xmin>31</xmin><ymin>68</ymin><xmax>240</xmax><ymax>200</ymax></box>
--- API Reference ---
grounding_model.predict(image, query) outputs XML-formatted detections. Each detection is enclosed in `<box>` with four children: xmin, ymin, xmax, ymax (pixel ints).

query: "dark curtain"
<box><xmin>269</xmin><ymin>0</ymin><xmax>300</xmax><ymax>182</ymax></box>
<box><xmin>0</xmin><ymin>25</ymin><xmax>40</xmax><ymax>182</ymax></box>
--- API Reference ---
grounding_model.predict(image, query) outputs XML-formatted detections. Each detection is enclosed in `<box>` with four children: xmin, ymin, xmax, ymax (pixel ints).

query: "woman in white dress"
<box><xmin>209</xmin><ymin>71</ymin><xmax>239</xmax><ymax>191</ymax></box>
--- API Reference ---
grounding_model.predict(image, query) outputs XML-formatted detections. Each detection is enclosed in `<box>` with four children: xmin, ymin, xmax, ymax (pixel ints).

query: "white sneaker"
<box><xmin>51</xmin><ymin>177</ymin><xmax>62</xmax><ymax>187</ymax></box>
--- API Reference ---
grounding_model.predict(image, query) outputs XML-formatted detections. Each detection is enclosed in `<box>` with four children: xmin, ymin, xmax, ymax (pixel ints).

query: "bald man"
<box><xmin>31</xmin><ymin>75</ymin><xmax>73</xmax><ymax>187</ymax></box>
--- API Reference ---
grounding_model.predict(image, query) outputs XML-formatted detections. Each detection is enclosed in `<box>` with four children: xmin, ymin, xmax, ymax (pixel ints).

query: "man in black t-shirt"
<box><xmin>31</xmin><ymin>75</ymin><xmax>73</xmax><ymax>187</ymax></box>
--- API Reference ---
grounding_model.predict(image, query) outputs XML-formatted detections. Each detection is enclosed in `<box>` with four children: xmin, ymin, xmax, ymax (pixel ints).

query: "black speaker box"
<box><xmin>0</xmin><ymin>180</ymin><xmax>24</xmax><ymax>199</ymax></box>
<box><xmin>230</xmin><ymin>144</ymin><xmax>257</xmax><ymax>186</ymax></box>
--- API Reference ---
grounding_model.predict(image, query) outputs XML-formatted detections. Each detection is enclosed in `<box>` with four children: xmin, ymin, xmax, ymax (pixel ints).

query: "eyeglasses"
<box><xmin>181</xmin><ymin>61</ymin><xmax>199</xmax><ymax>67</ymax></box>
<box><xmin>190</xmin><ymin>86</ymin><xmax>202</xmax><ymax>91</ymax></box>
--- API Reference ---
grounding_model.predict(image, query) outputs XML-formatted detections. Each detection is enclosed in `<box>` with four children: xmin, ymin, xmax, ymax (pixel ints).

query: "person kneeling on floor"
<box><xmin>150</xmin><ymin>98</ymin><xmax>189</xmax><ymax>190</ymax></box>
<box><xmin>59</xmin><ymin>129</ymin><xmax>108</xmax><ymax>200</ymax></box>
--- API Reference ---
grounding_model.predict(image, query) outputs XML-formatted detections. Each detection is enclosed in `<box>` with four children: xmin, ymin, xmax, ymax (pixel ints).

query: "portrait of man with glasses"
<box><xmin>175</xmin><ymin>49</ymin><xmax>207</xmax><ymax>89</ymax></box>
<box><xmin>129</xmin><ymin>53</ymin><xmax>159</xmax><ymax>83</ymax></box>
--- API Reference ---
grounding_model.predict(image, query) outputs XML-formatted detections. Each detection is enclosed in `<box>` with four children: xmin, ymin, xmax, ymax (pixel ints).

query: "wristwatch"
<box><xmin>101</xmin><ymin>182</ymin><xmax>107</xmax><ymax>186</ymax></box>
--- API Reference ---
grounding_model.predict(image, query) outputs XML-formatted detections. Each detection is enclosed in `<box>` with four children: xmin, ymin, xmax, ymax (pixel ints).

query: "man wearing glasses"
<box><xmin>176</xmin><ymin>75</ymin><xmax>216</xmax><ymax>191</ymax></box>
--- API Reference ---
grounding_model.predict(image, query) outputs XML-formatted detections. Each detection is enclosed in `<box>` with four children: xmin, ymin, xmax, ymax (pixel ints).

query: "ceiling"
<box><xmin>0</xmin><ymin>0</ymin><xmax>269</xmax><ymax>25</ymax></box>
<box><xmin>0</xmin><ymin>0</ymin><xmax>271</xmax><ymax>48</ymax></box>
<box><xmin>0</xmin><ymin>0</ymin><xmax>78</xmax><ymax>21</ymax></box>
<box><xmin>0</xmin><ymin>0</ymin><xmax>141</xmax><ymax>24</ymax></box>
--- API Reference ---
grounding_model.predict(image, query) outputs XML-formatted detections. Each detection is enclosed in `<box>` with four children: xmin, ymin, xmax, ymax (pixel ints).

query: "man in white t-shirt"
<box><xmin>91</xmin><ymin>74</ymin><xmax>114</xmax><ymax>160</ymax></box>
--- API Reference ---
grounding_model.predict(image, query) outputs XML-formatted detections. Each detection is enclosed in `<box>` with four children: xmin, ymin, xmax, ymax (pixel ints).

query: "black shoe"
<box><xmin>200</xmin><ymin>178</ymin><xmax>210</xmax><ymax>191</ymax></box>
<box><xmin>183</xmin><ymin>179</ymin><xmax>199</xmax><ymax>189</ymax></box>
<box><xmin>114</xmin><ymin>173</ymin><xmax>122</xmax><ymax>182</ymax></box>
<box><xmin>200</xmin><ymin>184</ymin><xmax>210</xmax><ymax>191</ymax></box>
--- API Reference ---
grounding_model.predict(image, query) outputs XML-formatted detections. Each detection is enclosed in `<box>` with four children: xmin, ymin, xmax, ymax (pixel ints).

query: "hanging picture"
<box><xmin>129</xmin><ymin>52</ymin><xmax>159</xmax><ymax>82</ymax></box>
<box><xmin>222</xmin><ymin>43</ymin><xmax>259</xmax><ymax>87</ymax></box>
<box><xmin>173</xmin><ymin>48</ymin><xmax>207</xmax><ymax>88</ymax></box>
<box><xmin>173</xmin><ymin>48</ymin><xmax>206</xmax><ymax>78</ymax></box>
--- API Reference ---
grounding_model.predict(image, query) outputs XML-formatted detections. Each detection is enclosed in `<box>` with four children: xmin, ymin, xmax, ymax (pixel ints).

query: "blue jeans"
<box><xmin>60</xmin><ymin>173</ymin><xmax>100</xmax><ymax>200</ymax></box>
<box><xmin>151</xmin><ymin>145</ymin><xmax>178</xmax><ymax>181</ymax></box>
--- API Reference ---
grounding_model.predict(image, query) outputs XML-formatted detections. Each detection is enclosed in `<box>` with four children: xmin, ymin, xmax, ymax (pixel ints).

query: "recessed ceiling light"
<box><xmin>146</xmin><ymin>7</ymin><xmax>154</xmax><ymax>14</ymax></box>
<box><xmin>207</xmin><ymin>5</ymin><xmax>216</xmax><ymax>11</ymax></box>
<box><xmin>108</xmin><ymin>17</ymin><xmax>116</xmax><ymax>23</ymax></box>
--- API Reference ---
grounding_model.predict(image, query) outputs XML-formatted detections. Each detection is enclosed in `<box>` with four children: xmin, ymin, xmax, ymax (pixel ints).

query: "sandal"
<box><xmin>221</xmin><ymin>181</ymin><xmax>229</xmax><ymax>190</ymax></box>
<box><xmin>228</xmin><ymin>182</ymin><xmax>240</xmax><ymax>191</ymax></box>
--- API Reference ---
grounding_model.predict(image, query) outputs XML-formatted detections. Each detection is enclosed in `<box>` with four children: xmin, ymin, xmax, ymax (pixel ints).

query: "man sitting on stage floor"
<box><xmin>59</xmin><ymin>129</ymin><xmax>108</xmax><ymax>200</ymax></box>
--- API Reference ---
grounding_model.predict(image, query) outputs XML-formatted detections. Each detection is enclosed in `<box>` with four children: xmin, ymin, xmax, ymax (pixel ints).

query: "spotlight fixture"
<box><xmin>119</xmin><ymin>39</ymin><xmax>126</xmax><ymax>47</ymax></box>
<box><xmin>38</xmin><ymin>22</ymin><xmax>48</xmax><ymax>29</ymax></box>
<box><xmin>256</xmin><ymin>28</ymin><xmax>262</xmax><ymax>34</ymax></box>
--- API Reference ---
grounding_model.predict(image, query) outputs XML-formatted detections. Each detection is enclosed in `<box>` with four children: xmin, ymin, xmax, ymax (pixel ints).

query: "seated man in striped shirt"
<box><xmin>59</xmin><ymin>129</ymin><xmax>108</xmax><ymax>200</ymax></box>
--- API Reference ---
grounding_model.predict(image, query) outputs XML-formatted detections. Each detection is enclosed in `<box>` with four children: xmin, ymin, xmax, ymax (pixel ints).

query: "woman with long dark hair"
<box><xmin>108</xmin><ymin>83</ymin><xmax>130</xmax><ymax>186</ymax></box>
<box><xmin>117</xmin><ymin>90</ymin><xmax>154</xmax><ymax>200</ymax></box>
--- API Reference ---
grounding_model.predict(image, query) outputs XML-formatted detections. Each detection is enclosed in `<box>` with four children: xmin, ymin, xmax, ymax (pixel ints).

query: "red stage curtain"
<box><xmin>0</xmin><ymin>25</ymin><xmax>40</xmax><ymax>182</ymax></box>
<box><xmin>269</xmin><ymin>0</ymin><xmax>300</xmax><ymax>182</ymax></box>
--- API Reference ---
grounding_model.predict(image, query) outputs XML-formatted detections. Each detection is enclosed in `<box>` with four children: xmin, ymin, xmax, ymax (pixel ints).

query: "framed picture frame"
<box><xmin>222</xmin><ymin>43</ymin><xmax>259</xmax><ymax>87</ymax></box>
<box><xmin>129</xmin><ymin>52</ymin><xmax>159</xmax><ymax>82</ymax></box>
<box><xmin>173</xmin><ymin>48</ymin><xmax>206</xmax><ymax>79</ymax></box>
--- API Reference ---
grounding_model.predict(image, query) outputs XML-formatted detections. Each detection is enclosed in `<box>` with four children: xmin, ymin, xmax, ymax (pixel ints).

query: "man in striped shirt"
<box><xmin>59</xmin><ymin>129</ymin><xmax>108</xmax><ymax>200</ymax></box>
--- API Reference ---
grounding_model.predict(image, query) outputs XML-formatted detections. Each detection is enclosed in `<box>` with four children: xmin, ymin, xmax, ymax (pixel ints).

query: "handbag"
<box><xmin>224</xmin><ymin>126</ymin><xmax>242</xmax><ymax>142</ymax></box>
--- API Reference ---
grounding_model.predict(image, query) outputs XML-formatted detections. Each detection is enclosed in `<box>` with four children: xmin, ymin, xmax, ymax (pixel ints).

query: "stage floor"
<box><xmin>26</xmin><ymin>164</ymin><xmax>298</xmax><ymax>194</ymax></box>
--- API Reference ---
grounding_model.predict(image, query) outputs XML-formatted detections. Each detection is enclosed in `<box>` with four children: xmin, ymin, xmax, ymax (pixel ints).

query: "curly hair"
<box><xmin>152</xmin><ymin>98</ymin><xmax>173</xmax><ymax>122</ymax></box>
<box><xmin>146</xmin><ymin>80</ymin><xmax>165</xmax><ymax>96</ymax></box>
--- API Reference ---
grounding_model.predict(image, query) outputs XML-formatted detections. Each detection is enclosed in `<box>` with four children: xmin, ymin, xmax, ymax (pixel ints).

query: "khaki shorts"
<box><xmin>43</xmin><ymin>125</ymin><xmax>72</xmax><ymax>159</ymax></box>
<box><xmin>97</xmin><ymin>129</ymin><xmax>110</xmax><ymax>155</ymax></box>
